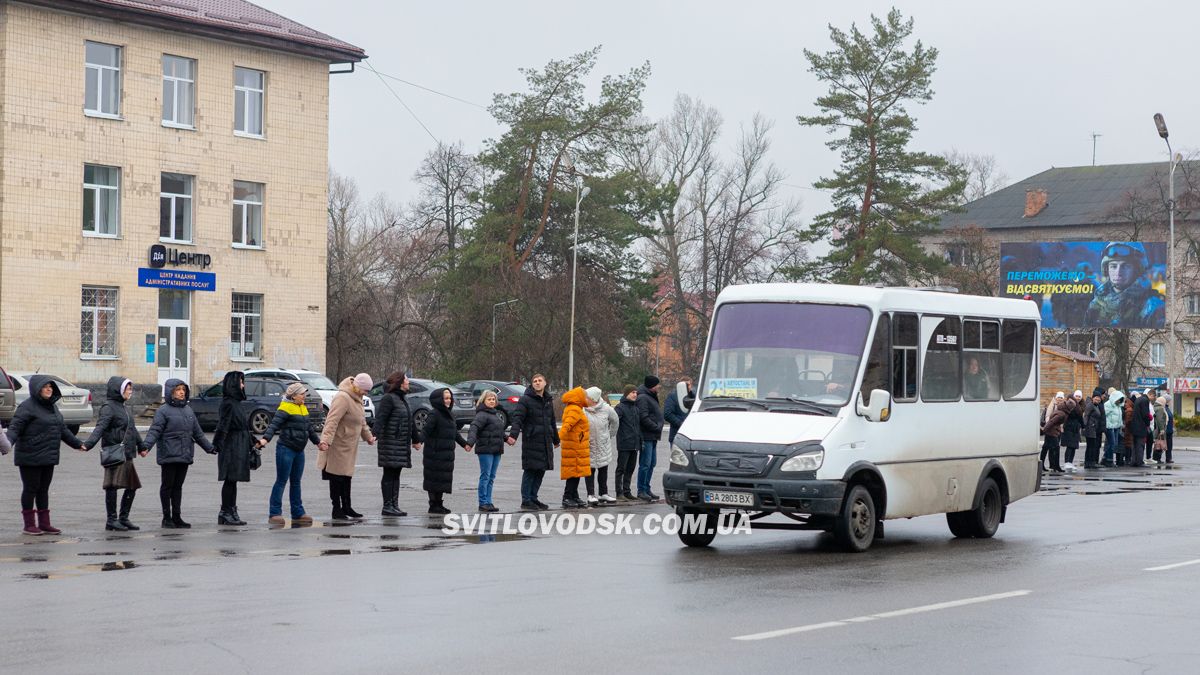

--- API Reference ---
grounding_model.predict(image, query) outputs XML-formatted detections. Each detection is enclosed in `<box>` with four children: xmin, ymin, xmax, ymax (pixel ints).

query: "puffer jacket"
<box><xmin>635</xmin><ymin>385</ymin><xmax>664</xmax><ymax>441</ymax></box>
<box><xmin>374</xmin><ymin>385</ymin><xmax>417</xmax><ymax>469</ymax></box>
<box><xmin>143</xmin><ymin>379</ymin><xmax>214</xmax><ymax>465</ymax></box>
<box><xmin>262</xmin><ymin>400</ymin><xmax>321</xmax><ymax>451</ymax></box>
<box><xmin>423</xmin><ymin>389</ymin><xmax>467</xmax><ymax>493</ymax></box>
<box><xmin>559</xmin><ymin>387</ymin><xmax>591</xmax><ymax>480</ymax></box>
<box><xmin>508</xmin><ymin>386</ymin><xmax>559</xmax><ymax>471</ymax></box>
<box><xmin>84</xmin><ymin>376</ymin><xmax>143</xmax><ymax>461</ymax></box>
<box><xmin>7</xmin><ymin>375</ymin><xmax>83</xmax><ymax>466</ymax></box>
<box><xmin>584</xmin><ymin>400</ymin><xmax>618</xmax><ymax>468</ymax></box>
<box><xmin>1041</xmin><ymin>401</ymin><xmax>1065</xmax><ymax>439</ymax></box>
<box><xmin>1083</xmin><ymin>399</ymin><xmax>1105</xmax><ymax>439</ymax></box>
<box><xmin>1105</xmin><ymin>391</ymin><xmax>1125</xmax><ymax>430</ymax></box>
<box><xmin>615</xmin><ymin>397</ymin><xmax>641</xmax><ymax>452</ymax></box>
<box><xmin>319</xmin><ymin>378</ymin><xmax>372</xmax><ymax>477</ymax></box>
<box><xmin>213</xmin><ymin>371</ymin><xmax>254</xmax><ymax>482</ymax></box>
<box><xmin>1060</xmin><ymin>399</ymin><xmax>1081</xmax><ymax>449</ymax></box>
<box><xmin>467</xmin><ymin>405</ymin><xmax>506</xmax><ymax>456</ymax></box>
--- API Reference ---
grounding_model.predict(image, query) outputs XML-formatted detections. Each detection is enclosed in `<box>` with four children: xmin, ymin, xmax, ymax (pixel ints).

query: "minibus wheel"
<box><xmin>677</xmin><ymin>509</ymin><xmax>719</xmax><ymax>548</ymax></box>
<box><xmin>833</xmin><ymin>485</ymin><xmax>876</xmax><ymax>552</ymax></box>
<box><xmin>947</xmin><ymin>477</ymin><xmax>1002</xmax><ymax>539</ymax></box>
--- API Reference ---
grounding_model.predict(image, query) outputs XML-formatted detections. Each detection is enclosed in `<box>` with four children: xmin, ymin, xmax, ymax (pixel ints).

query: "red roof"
<box><xmin>45</xmin><ymin>0</ymin><xmax>365</xmax><ymax>62</ymax></box>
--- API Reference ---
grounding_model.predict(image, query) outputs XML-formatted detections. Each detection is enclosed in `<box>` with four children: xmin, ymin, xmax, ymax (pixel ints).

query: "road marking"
<box><xmin>1145</xmin><ymin>558</ymin><xmax>1200</xmax><ymax>572</ymax></box>
<box><xmin>731</xmin><ymin>590</ymin><xmax>1032</xmax><ymax>641</ymax></box>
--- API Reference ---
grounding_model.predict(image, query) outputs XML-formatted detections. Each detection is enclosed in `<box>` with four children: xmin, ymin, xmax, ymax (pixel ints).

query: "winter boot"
<box><xmin>119</xmin><ymin>491</ymin><xmax>139</xmax><ymax>530</ymax></box>
<box><xmin>36</xmin><ymin>509</ymin><xmax>61</xmax><ymax>535</ymax></box>
<box><xmin>218</xmin><ymin>508</ymin><xmax>234</xmax><ymax>525</ymax></box>
<box><xmin>105</xmin><ymin>489</ymin><xmax>127</xmax><ymax>531</ymax></box>
<box><xmin>343</xmin><ymin>481</ymin><xmax>363</xmax><ymax>519</ymax></box>
<box><xmin>229</xmin><ymin>506</ymin><xmax>246</xmax><ymax>526</ymax></box>
<box><xmin>21</xmin><ymin>509</ymin><xmax>41</xmax><ymax>536</ymax></box>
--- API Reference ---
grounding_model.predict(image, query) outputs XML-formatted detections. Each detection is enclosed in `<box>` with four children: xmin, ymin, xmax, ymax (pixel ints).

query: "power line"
<box><xmin>362</xmin><ymin>61</ymin><xmax>439</xmax><ymax>144</ymax></box>
<box><xmin>366</xmin><ymin>67</ymin><xmax>488</xmax><ymax>110</ymax></box>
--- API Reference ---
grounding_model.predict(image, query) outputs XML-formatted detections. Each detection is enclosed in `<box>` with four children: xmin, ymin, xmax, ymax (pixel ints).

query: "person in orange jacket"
<box><xmin>559</xmin><ymin>387</ymin><xmax>591</xmax><ymax>509</ymax></box>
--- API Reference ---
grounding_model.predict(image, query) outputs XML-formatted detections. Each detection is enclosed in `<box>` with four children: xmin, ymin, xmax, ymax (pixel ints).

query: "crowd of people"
<box><xmin>0</xmin><ymin>368</ymin><xmax>695</xmax><ymax>535</ymax></box>
<box><xmin>1039</xmin><ymin>386</ymin><xmax>1175</xmax><ymax>472</ymax></box>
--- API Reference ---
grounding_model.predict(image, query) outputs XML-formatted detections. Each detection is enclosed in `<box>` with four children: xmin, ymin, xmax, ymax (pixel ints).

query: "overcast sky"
<box><xmin>257</xmin><ymin>0</ymin><xmax>1200</xmax><ymax>218</ymax></box>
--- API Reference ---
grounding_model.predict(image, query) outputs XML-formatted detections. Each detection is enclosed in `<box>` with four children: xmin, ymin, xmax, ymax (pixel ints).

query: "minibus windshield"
<box><xmin>700</xmin><ymin>302</ymin><xmax>871</xmax><ymax>407</ymax></box>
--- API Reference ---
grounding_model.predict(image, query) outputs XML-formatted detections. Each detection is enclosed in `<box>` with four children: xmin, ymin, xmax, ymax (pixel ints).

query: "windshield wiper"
<box><xmin>701</xmin><ymin>396</ymin><xmax>770</xmax><ymax>411</ymax></box>
<box><xmin>764</xmin><ymin>397</ymin><xmax>836</xmax><ymax>416</ymax></box>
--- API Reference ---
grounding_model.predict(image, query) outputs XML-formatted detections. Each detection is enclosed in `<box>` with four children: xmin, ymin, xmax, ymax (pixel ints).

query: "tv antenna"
<box><xmin>1090</xmin><ymin>132</ymin><xmax>1102</xmax><ymax>166</ymax></box>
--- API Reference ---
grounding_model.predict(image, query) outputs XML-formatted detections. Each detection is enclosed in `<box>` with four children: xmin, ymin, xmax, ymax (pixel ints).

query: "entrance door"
<box><xmin>157</xmin><ymin>290</ymin><xmax>191</xmax><ymax>387</ymax></box>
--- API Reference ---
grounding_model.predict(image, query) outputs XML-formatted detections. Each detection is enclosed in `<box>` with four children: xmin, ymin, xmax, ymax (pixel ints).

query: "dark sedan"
<box><xmin>369</xmin><ymin>378</ymin><xmax>475</xmax><ymax>434</ymax></box>
<box><xmin>191</xmin><ymin>377</ymin><xmax>326</xmax><ymax>434</ymax></box>
<box><xmin>453</xmin><ymin>380</ymin><xmax>525</xmax><ymax>430</ymax></box>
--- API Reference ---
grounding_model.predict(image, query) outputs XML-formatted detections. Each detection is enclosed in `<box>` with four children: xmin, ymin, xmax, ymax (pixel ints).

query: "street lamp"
<box><xmin>563</xmin><ymin>153</ymin><xmax>590</xmax><ymax>390</ymax></box>
<box><xmin>1153</xmin><ymin>113</ymin><xmax>1182</xmax><ymax>405</ymax></box>
<box><xmin>492</xmin><ymin>299</ymin><xmax>519</xmax><ymax>380</ymax></box>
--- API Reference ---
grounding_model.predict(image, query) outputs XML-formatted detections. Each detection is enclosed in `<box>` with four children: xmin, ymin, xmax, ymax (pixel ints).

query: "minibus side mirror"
<box><xmin>677</xmin><ymin>381</ymin><xmax>695</xmax><ymax>410</ymax></box>
<box><xmin>856</xmin><ymin>389</ymin><xmax>892</xmax><ymax>422</ymax></box>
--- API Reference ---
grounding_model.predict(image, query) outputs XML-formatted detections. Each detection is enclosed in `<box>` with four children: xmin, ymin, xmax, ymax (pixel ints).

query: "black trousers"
<box><xmin>1040</xmin><ymin>435</ymin><xmax>1062</xmax><ymax>471</ymax></box>
<box><xmin>584</xmin><ymin>466</ymin><xmax>609</xmax><ymax>496</ymax></box>
<box><xmin>382</xmin><ymin>467</ymin><xmax>402</xmax><ymax>501</ymax></box>
<box><xmin>563</xmin><ymin>476</ymin><xmax>581</xmax><ymax>500</ymax></box>
<box><xmin>1083</xmin><ymin>436</ymin><xmax>1101</xmax><ymax>467</ymax></box>
<box><xmin>221</xmin><ymin>480</ymin><xmax>238</xmax><ymax>510</ymax></box>
<box><xmin>614</xmin><ymin>451</ymin><xmax>637</xmax><ymax>494</ymax></box>
<box><xmin>1063</xmin><ymin>441</ymin><xmax>1078</xmax><ymax>465</ymax></box>
<box><xmin>326</xmin><ymin>474</ymin><xmax>352</xmax><ymax>510</ymax></box>
<box><xmin>19</xmin><ymin>465</ymin><xmax>54</xmax><ymax>510</ymax></box>
<box><xmin>160</xmin><ymin>464</ymin><xmax>189</xmax><ymax>517</ymax></box>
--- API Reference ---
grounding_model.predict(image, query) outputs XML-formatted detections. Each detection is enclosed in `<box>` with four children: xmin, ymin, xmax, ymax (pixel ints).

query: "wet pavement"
<box><xmin>3</xmin><ymin>437</ymin><xmax>1200</xmax><ymax>673</ymax></box>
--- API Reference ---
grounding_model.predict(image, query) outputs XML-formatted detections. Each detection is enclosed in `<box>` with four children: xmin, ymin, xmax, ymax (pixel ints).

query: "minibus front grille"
<box><xmin>700</xmin><ymin>480</ymin><xmax>756</xmax><ymax>489</ymax></box>
<box><xmin>694</xmin><ymin>452</ymin><xmax>772</xmax><ymax>477</ymax></box>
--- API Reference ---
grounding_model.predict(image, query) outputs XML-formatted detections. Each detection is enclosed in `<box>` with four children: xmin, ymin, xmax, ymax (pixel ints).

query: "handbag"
<box><xmin>100</xmin><ymin>444</ymin><xmax>126</xmax><ymax>468</ymax></box>
<box><xmin>249</xmin><ymin>446</ymin><xmax>262</xmax><ymax>470</ymax></box>
<box><xmin>1153</xmin><ymin>438</ymin><xmax>1168</xmax><ymax>453</ymax></box>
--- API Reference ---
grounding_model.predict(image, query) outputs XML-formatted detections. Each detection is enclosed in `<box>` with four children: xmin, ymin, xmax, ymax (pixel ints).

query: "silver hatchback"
<box><xmin>10</xmin><ymin>373</ymin><xmax>95</xmax><ymax>434</ymax></box>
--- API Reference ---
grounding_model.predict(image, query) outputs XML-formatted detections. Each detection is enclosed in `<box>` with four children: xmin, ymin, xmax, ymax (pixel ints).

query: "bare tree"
<box><xmin>944</xmin><ymin>150</ymin><xmax>1009</xmax><ymax>203</ymax></box>
<box><xmin>412</xmin><ymin>141</ymin><xmax>484</xmax><ymax>272</ymax></box>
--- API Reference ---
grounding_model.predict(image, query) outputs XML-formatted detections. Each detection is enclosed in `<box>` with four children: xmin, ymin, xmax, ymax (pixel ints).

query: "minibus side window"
<box><xmin>860</xmin><ymin>313</ymin><xmax>891</xmax><ymax>401</ymax></box>
<box><xmin>1001</xmin><ymin>319</ymin><xmax>1037</xmax><ymax>400</ymax></box>
<box><xmin>962</xmin><ymin>319</ymin><xmax>1001</xmax><ymax>401</ymax></box>
<box><xmin>892</xmin><ymin>313</ymin><xmax>918</xmax><ymax>401</ymax></box>
<box><xmin>921</xmin><ymin>316</ymin><xmax>961</xmax><ymax>402</ymax></box>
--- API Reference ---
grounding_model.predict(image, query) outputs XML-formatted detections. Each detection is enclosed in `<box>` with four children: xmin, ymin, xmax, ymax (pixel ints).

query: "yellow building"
<box><xmin>0</xmin><ymin>0</ymin><xmax>363</xmax><ymax>395</ymax></box>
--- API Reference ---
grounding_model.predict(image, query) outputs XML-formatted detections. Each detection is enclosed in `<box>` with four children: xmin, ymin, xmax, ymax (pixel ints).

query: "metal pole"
<box><xmin>492</xmin><ymin>305</ymin><xmax>498</xmax><ymax>381</ymax></box>
<box><xmin>568</xmin><ymin>182</ymin><xmax>581</xmax><ymax>390</ymax></box>
<box><xmin>1169</xmin><ymin>151</ymin><xmax>1178</xmax><ymax>407</ymax></box>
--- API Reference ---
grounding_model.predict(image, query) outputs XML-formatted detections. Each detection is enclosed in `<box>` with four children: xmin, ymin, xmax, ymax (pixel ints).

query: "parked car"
<box><xmin>191</xmin><ymin>377</ymin><xmax>326</xmax><ymax>434</ymax></box>
<box><xmin>369</xmin><ymin>378</ymin><xmax>474</xmax><ymax>434</ymax></box>
<box><xmin>245</xmin><ymin>367</ymin><xmax>373</xmax><ymax>421</ymax></box>
<box><xmin>452</xmin><ymin>380</ymin><xmax>526</xmax><ymax>429</ymax></box>
<box><xmin>0</xmin><ymin>366</ymin><xmax>16</xmax><ymax>424</ymax></box>
<box><xmin>9</xmin><ymin>372</ymin><xmax>94</xmax><ymax>434</ymax></box>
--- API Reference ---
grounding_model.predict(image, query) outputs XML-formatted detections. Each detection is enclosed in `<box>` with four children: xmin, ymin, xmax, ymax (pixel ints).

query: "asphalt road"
<box><xmin>2</xmin><ymin>436</ymin><xmax>1200</xmax><ymax>674</ymax></box>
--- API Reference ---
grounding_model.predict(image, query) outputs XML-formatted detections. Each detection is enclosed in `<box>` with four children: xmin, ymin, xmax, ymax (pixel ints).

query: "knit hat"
<box><xmin>644</xmin><ymin>375</ymin><xmax>660</xmax><ymax>389</ymax></box>
<box><xmin>1093</xmin><ymin>387</ymin><xmax>1105</xmax><ymax>397</ymax></box>
<box><xmin>353</xmin><ymin>373</ymin><xmax>373</xmax><ymax>391</ymax></box>
<box><xmin>1055</xmin><ymin>391</ymin><xmax>1065</xmax><ymax>399</ymax></box>
<box><xmin>1073</xmin><ymin>390</ymin><xmax>1083</xmax><ymax>399</ymax></box>
<box><xmin>623</xmin><ymin>384</ymin><xmax>637</xmax><ymax>397</ymax></box>
<box><xmin>585</xmin><ymin>386</ymin><xmax>602</xmax><ymax>403</ymax></box>
<box><xmin>285</xmin><ymin>382</ymin><xmax>308</xmax><ymax>399</ymax></box>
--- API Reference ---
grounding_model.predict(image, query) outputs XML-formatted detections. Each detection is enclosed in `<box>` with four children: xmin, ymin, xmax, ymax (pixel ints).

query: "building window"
<box><xmin>1150</xmin><ymin>342</ymin><xmax>1166</xmax><ymax>368</ymax></box>
<box><xmin>1186</xmin><ymin>244</ymin><xmax>1198</xmax><ymax>266</ymax></box>
<box><xmin>160</xmin><ymin>173</ymin><xmax>193</xmax><ymax>243</ymax></box>
<box><xmin>232</xmin><ymin>181</ymin><xmax>264</xmax><ymax>247</ymax></box>
<box><xmin>234</xmin><ymin>67</ymin><xmax>265</xmax><ymax>137</ymax></box>
<box><xmin>1188</xmin><ymin>294</ymin><xmax>1200</xmax><ymax>316</ymax></box>
<box><xmin>81</xmin><ymin>286</ymin><xmax>118</xmax><ymax>357</ymax></box>
<box><xmin>162</xmin><ymin>55</ymin><xmax>195</xmax><ymax>128</ymax></box>
<box><xmin>231</xmin><ymin>293</ymin><xmax>263</xmax><ymax>359</ymax></box>
<box><xmin>84</xmin><ymin>41</ymin><xmax>121</xmax><ymax>117</ymax></box>
<box><xmin>1186</xmin><ymin>343</ymin><xmax>1200</xmax><ymax>369</ymax></box>
<box><xmin>83</xmin><ymin>164</ymin><xmax>120</xmax><ymax>236</ymax></box>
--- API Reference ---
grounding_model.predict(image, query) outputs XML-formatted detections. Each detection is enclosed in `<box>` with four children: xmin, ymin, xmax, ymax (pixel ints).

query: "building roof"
<box><xmin>34</xmin><ymin>0</ymin><xmax>365</xmax><ymax>63</ymax></box>
<box><xmin>938</xmin><ymin>161</ymin><xmax>1197</xmax><ymax>232</ymax></box>
<box><xmin>1041</xmin><ymin>345</ymin><xmax>1099</xmax><ymax>363</ymax></box>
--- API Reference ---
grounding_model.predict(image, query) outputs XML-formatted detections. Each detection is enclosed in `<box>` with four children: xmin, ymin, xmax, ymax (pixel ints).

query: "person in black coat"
<box><xmin>423</xmin><ymin>388</ymin><xmax>470</xmax><ymax>514</ymax></box>
<box><xmin>1082</xmin><ymin>388</ymin><xmax>1106</xmax><ymax>469</ymax></box>
<box><xmin>7</xmin><ymin>374</ymin><xmax>85</xmax><ymax>535</ymax></box>
<box><xmin>506</xmin><ymin>374</ymin><xmax>560</xmax><ymax>511</ymax></box>
<box><xmin>614</xmin><ymin>385</ymin><xmax>641</xmax><ymax>501</ymax></box>
<box><xmin>373</xmin><ymin>371</ymin><xmax>421</xmax><ymax>517</ymax></box>
<box><xmin>635</xmin><ymin>376</ymin><xmax>665</xmax><ymax>501</ymax></box>
<box><xmin>213</xmin><ymin>371</ymin><xmax>255</xmax><ymax>526</ymax></box>
<box><xmin>1130</xmin><ymin>390</ymin><xmax>1153</xmax><ymax>468</ymax></box>
<box><xmin>84</xmin><ymin>376</ymin><xmax>148</xmax><ymax>531</ymax></box>
<box><xmin>467</xmin><ymin>390</ymin><xmax>506</xmax><ymax>512</ymax></box>
<box><xmin>1060</xmin><ymin>397</ymin><xmax>1083</xmax><ymax>470</ymax></box>
<box><xmin>143</xmin><ymin>378</ymin><xmax>215</xmax><ymax>529</ymax></box>
<box><xmin>663</xmin><ymin>377</ymin><xmax>693</xmax><ymax>444</ymax></box>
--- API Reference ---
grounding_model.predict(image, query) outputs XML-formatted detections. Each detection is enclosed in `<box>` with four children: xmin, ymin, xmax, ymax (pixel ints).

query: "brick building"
<box><xmin>0</xmin><ymin>0</ymin><xmax>363</xmax><ymax>396</ymax></box>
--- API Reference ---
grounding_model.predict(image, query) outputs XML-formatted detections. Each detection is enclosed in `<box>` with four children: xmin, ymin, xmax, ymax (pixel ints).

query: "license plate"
<box><xmin>703</xmin><ymin>490</ymin><xmax>755</xmax><ymax>507</ymax></box>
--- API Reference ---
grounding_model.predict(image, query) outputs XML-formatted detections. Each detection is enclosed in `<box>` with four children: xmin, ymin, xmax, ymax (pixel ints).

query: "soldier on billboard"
<box><xmin>1084</xmin><ymin>242</ymin><xmax>1166</xmax><ymax>328</ymax></box>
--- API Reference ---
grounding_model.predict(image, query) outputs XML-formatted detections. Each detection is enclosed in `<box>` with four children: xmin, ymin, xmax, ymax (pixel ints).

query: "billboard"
<box><xmin>999</xmin><ymin>242</ymin><xmax>1166</xmax><ymax>329</ymax></box>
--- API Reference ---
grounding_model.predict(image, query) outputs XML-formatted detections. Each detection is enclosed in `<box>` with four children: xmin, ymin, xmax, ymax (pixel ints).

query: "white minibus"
<box><xmin>663</xmin><ymin>283</ymin><xmax>1041</xmax><ymax>551</ymax></box>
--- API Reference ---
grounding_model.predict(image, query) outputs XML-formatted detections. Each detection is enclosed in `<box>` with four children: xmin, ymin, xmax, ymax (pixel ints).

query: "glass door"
<box><xmin>157</xmin><ymin>290</ymin><xmax>191</xmax><ymax>388</ymax></box>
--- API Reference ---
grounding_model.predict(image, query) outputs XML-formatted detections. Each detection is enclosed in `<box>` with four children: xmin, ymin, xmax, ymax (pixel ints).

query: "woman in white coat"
<box><xmin>583</xmin><ymin>386</ymin><xmax>619</xmax><ymax>506</ymax></box>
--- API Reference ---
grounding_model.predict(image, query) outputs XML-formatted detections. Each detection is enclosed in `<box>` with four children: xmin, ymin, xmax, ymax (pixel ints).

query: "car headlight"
<box><xmin>670</xmin><ymin>444</ymin><xmax>690</xmax><ymax>468</ymax></box>
<box><xmin>780</xmin><ymin>448</ymin><xmax>823</xmax><ymax>472</ymax></box>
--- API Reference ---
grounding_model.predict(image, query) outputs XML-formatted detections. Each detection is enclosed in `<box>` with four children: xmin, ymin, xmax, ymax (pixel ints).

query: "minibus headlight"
<box><xmin>670</xmin><ymin>445</ymin><xmax>691</xmax><ymax>468</ymax></box>
<box><xmin>781</xmin><ymin>449</ymin><xmax>823</xmax><ymax>472</ymax></box>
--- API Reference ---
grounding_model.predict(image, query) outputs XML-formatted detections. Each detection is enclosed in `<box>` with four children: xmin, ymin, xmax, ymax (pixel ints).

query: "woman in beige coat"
<box><xmin>319</xmin><ymin>373</ymin><xmax>375</xmax><ymax>521</ymax></box>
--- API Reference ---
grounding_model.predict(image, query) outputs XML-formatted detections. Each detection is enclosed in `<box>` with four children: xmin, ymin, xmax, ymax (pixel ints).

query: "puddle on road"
<box><xmin>22</xmin><ymin>560</ymin><xmax>137</xmax><ymax>580</ymax></box>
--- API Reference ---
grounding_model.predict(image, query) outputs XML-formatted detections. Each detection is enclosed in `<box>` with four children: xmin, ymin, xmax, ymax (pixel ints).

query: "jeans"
<box><xmin>637</xmin><ymin>439</ymin><xmax>657</xmax><ymax>495</ymax></box>
<box><xmin>615</xmin><ymin>451</ymin><xmax>637</xmax><ymax>495</ymax></box>
<box><xmin>1103</xmin><ymin>428</ymin><xmax>1119</xmax><ymax>463</ymax></box>
<box><xmin>521</xmin><ymin>469</ymin><xmax>545</xmax><ymax>503</ymax></box>
<box><xmin>477</xmin><ymin>453</ymin><xmax>501</xmax><ymax>506</ymax></box>
<box><xmin>1167</xmin><ymin>433</ymin><xmax>1174</xmax><ymax>463</ymax></box>
<box><xmin>269</xmin><ymin>445</ymin><xmax>305</xmax><ymax>518</ymax></box>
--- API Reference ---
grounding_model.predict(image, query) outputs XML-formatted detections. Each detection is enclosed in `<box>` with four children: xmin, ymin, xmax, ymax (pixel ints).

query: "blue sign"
<box><xmin>137</xmin><ymin>267</ymin><xmax>215</xmax><ymax>292</ymax></box>
<box><xmin>146</xmin><ymin>343</ymin><xmax>155</xmax><ymax>364</ymax></box>
<box><xmin>1135</xmin><ymin>377</ymin><xmax>1167</xmax><ymax>388</ymax></box>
